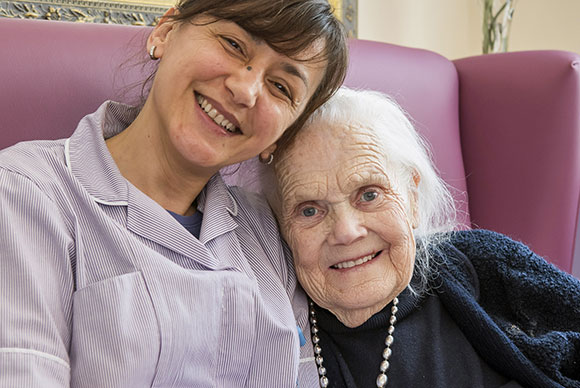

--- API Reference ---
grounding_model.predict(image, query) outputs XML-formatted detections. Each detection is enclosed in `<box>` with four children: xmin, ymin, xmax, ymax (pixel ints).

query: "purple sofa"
<box><xmin>2</xmin><ymin>18</ymin><xmax>579</xmax><ymax>277</ymax></box>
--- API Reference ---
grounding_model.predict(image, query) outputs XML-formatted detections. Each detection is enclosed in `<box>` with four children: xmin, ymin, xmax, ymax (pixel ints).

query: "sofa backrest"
<box><xmin>3</xmin><ymin>17</ymin><xmax>579</xmax><ymax>276</ymax></box>
<box><xmin>1</xmin><ymin>18</ymin><xmax>150</xmax><ymax>148</ymax></box>
<box><xmin>1</xmin><ymin>18</ymin><xmax>471</xmax><ymax>228</ymax></box>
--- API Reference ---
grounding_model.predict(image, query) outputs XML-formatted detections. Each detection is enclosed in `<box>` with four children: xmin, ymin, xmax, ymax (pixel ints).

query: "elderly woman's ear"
<box><xmin>409</xmin><ymin>169</ymin><xmax>421</xmax><ymax>229</ymax></box>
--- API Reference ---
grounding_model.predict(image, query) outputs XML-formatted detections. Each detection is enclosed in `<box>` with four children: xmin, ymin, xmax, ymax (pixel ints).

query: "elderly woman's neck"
<box><xmin>330</xmin><ymin>301</ymin><xmax>390</xmax><ymax>328</ymax></box>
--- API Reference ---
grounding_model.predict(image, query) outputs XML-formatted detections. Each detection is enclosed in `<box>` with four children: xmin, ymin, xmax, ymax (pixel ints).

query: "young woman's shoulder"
<box><xmin>0</xmin><ymin>139</ymin><xmax>78</xmax><ymax>228</ymax></box>
<box><xmin>226</xmin><ymin>185</ymin><xmax>292</xmax><ymax>289</ymax></box>
<box><xmin>227</xmin><ymin>186</ymin><xmax>276</xmax><ymax>223</ymax></box>
<box><xmin>0</xmin><ymin>139</ymin><xmax>68</xmax><ymax>187</ymax></box>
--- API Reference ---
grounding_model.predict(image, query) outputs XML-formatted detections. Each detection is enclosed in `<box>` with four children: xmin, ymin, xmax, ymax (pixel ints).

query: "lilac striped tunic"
<box><xmin>0</xmin><ymin>101</ymin><xmax>302</xmax><ymax>387</ymax></box>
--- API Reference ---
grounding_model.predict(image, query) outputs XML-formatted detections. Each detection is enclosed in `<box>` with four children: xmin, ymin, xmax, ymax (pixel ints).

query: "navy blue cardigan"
<box><xmin>435</xmin><ymin>230</ymin><xmax>580</xmax><ymax>388</ymax></box>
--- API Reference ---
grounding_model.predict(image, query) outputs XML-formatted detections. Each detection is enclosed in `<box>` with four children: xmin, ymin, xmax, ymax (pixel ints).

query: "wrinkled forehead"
<box><xmin>274</xmin><ymin>121</ymin><xmax>390</xmax><ymax>197</ymax></box>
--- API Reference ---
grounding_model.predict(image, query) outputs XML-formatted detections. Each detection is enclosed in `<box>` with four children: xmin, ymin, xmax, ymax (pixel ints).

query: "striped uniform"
<box><xmin>0</xmin><ymin>101</ymin><xmax>301</xmax><ymax>387</ymax></box>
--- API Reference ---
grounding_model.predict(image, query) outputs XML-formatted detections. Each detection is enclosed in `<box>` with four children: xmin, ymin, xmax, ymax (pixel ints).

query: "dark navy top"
<box><xmin>314</xmin><ymin>282</ymin><xmax>523</xmax><ymax>387</ymax></box>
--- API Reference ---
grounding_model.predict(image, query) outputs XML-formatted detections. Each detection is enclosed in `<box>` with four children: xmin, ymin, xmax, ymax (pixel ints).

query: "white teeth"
<box><xmin>196</xmin><ymin>94</ymin><xmax>238</xmax><ymax>133</ymax></box>
<box><xmin>207</xmin><ymin>108</ymin><xmax>218</xmax><ymax>119</ymax></box>
<box><xmin>334</xmin><ymin>253</ymin><xmax>376</xmax><ymax>269</ymax></box>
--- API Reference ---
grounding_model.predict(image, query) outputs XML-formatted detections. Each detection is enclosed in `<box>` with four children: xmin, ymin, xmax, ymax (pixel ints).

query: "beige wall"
<box><xmin>358</xmin><ymin>0</ymin><xmax>580</xmax><ymax>59</ymax></box>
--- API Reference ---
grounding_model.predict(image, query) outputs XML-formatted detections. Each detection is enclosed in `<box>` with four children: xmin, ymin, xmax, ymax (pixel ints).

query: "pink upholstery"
<box><xmin>454</xmin><ymin>52</ymin><xmax>580</xmax><ymax>277</ymax></box>
<box><xmin>1</xmin><ymin>18</ymin><xmax>150</xmax><ymax>147</ymax></box>
<box><xmin>2</xmin><ymin>18</ymin><xmax>579</xmax><ymax>277</ymax></box>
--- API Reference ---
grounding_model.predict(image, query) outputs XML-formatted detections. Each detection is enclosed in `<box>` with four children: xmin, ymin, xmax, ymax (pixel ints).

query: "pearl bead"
<box><xmin>380</xmin><ymin>360</ymin><xmax>390</xmax><ymax>372</ymax></box>
<box><xmin>385</xmin><ymin>335</ymin><xmax>394</xmax><ymax>346</ymax></box>
<box><xmin>376</xmin><ymin>373</ymin><xmax>388</xmax><ymax>387</ymax></box>
<box><xmin>383</xmin><ymin>347</ymin><xmax>392</xmax><ymax>359</ymax></box>
<box><xmin>320</xmin><ymin>376</ymin><xmax>329</xmax><ymax>387</ymax></box>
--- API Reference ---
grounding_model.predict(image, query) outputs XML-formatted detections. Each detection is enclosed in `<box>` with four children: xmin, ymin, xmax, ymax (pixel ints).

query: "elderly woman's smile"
<box><xmin>275</xmin><ymin>120</ymin><xmax>417</xmax><ymax>328</ymax></box>
<box><xmin>331</xmin><ymin>250</ymin><xmax>382</xmax><ymax>270</ymax></box>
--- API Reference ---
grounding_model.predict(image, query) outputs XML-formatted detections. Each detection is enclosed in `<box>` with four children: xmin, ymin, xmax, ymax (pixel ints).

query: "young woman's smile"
<box><xmin>195</xmin><ymin>92</ymin><xmax>242</xmax><ymax>135</ymax></box>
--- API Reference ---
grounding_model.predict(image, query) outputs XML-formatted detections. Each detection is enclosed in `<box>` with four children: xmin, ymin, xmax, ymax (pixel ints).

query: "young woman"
<box><xmin>0</xmin><ymin>1</ymin><xmax>348</xmax><ymax>386</ymax></box>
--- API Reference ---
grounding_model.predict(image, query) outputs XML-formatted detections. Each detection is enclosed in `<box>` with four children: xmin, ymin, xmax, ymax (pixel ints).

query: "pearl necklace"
<box><xmin>308</xmin><ymin>297</ymin><xmax>399</xmax><ymax>388</ymax></box>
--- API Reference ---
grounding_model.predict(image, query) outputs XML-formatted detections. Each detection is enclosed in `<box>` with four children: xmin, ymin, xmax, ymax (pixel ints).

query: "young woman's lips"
<box><xmin>195</xmin><ymin>92</ymin><xmax>242</xmax><ymax>135</ymax></box>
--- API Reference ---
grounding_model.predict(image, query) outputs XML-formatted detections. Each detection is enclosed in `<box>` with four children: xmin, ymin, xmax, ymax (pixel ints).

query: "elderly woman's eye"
<box><xmin>301</xmin><ymin>207</ymin><xmax>318</xmax><ymax>217</ymax></box>
<box><xmin>361</xmin><ymin>190</ymin><xmax>378</xmax><ymax>202</ymax></box>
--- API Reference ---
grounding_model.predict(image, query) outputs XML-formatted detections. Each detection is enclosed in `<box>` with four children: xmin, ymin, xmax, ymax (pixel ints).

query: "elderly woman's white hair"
<box><xmin>289</xmin><ymin>87</ymin><xmax>459</xmax><ymax>293</ymax></box>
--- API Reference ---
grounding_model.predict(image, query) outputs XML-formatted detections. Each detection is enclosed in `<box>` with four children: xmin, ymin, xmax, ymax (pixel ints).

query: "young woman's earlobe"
<box><xmin>259</xmin><ymin>144</ymin><xmax>277</xmax><ymax>165</ymax></box>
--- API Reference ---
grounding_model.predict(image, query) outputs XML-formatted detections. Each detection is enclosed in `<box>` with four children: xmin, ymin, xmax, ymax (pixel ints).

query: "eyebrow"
<box><xmin>243</xmin><ymin>27</ymin><xmax>310</xmax><ymax>88</ymax></box>
<box><xmin>281</xmin><ymin>62</ymin><xmax>309</xmax><ymax>88</ymax></box>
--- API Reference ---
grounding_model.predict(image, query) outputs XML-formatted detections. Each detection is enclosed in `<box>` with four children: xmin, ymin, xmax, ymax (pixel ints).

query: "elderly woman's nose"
<box><xmin>225</xmin><ymin>67</ymin><xmax>263</xmax><ymax>108</ymax></box>
<box><xmin>328</xmin><ymin>208</ymin><xmax>367</xmax><ymax>246</ymax></box>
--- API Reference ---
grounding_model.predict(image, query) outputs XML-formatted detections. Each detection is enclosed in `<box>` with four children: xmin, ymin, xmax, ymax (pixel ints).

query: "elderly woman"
<box><xmin>266</xmin><ymin>88</ymin><xmax>580</xmax><ymax>388</ymax></box>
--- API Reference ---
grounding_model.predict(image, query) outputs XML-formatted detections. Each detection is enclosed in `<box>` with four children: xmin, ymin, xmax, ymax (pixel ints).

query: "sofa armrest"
<box><xmin>454</xmin><ymin>51</ymin><xmax>580</xmax><ymax>273</ymax></box>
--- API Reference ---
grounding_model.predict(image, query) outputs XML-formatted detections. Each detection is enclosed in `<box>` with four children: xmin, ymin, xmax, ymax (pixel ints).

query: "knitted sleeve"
<box><xmin>447</xmin><ymin>229</ymin><xmax>580</xmax><ymax>388</ymax></box>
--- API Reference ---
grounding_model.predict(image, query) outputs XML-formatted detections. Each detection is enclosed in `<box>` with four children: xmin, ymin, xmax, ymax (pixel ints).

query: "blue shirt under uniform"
<box><xmin>168</xmin><ymin>209</ymin><xmax>203</xmax><ymax>239</ymax></box>
<box><xmin>0</xmin><ymin>101</ymin><xmax>301</xmax><ymax>387</ymax></box>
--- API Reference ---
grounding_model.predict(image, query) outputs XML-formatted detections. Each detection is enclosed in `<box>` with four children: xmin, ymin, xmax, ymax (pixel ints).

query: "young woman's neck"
<box><xmin>106</xmin><ymin>116</ymin><xmax>214</xmax><ymax>216</ymax></box>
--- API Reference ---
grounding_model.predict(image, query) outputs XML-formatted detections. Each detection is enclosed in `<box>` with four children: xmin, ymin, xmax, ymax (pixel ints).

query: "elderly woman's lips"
<box><xmin>331</xmin><ymin>251</ymin><xmax>382</xmax><ymax>270</ymax></box>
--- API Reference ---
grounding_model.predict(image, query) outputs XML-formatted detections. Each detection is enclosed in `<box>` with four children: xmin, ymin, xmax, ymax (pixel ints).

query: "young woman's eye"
<box><xmin>223</xmin><ymin>37</ymin><xmax>243</xmax><ymax>53</ymax></box>
<box><xmin>272</xmin><ymin>81</ymin><xmax>292</xmax><ymax>100</ymax></box>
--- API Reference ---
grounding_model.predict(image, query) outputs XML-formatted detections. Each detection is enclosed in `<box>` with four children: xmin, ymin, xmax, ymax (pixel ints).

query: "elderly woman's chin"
<box><xmin>297</xmin><ymin>256</ymin><xmax>414</xmax><ymax>328</ymax></box>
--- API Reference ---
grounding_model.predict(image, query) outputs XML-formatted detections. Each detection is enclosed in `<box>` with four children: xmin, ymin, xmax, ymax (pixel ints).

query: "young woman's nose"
<box><xmin>328</xmin><ymin>207</ymin><xmax>367</xmax><ymax>246</ymax></box>
<box><xmin>225</xmin><ymin>66</ymin><xmax>263</xmax><ymax>108</ymax></box>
